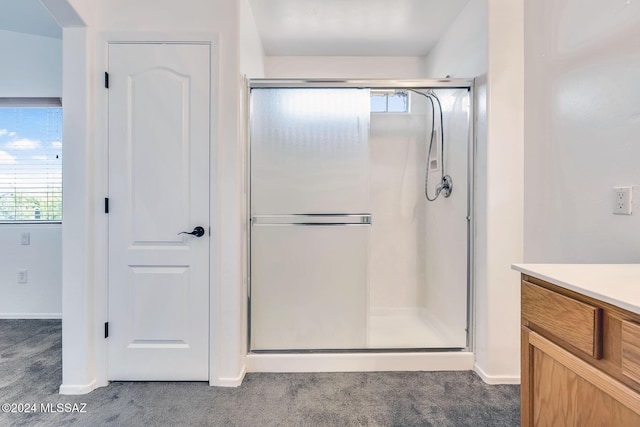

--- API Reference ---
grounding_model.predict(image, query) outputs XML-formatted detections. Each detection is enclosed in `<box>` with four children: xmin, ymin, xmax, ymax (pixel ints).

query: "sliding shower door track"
<box><xmin>249</xmin><ymin>347</ymin><xmax>467</xmax><ymax>355</ymax></box>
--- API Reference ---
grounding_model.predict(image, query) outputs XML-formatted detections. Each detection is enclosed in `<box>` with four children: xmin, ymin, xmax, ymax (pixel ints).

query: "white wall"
<box><xmin>0</xmin><ymin>225</ymin><xmax>61</xmax><ymax>317</ymax></box>
<box><xmin>59</xmin><ymin>24</ymin><xmax>95</xmax><ymax>395</ymax></box>
<box><xmin>265</xmin><ymin>56</ymin><xmax>425</xmax><ymax>79</ymax></box>
<box><xmin>0</xmin><ymin>29</ymin><xmax>62</xmax><ymax>319</ymax></box>
<box><xmin>423</xmin><ymin>0</ymin><xmax>524</xmax><ymax>383</ymax></box>
<box><xmin>57</xmin><ymin>0</ymin><xmax>246</xmax><ymax>393</ymax></box>
<box><xmin>240</xmin><ymin>0</ymin><xmax>265</xmax><ymax>78</ymax></box>
<box><xmin>480</xmin><ymin>0</ymin><xmax>524</xmax><ymax>383</ymax></box>
<box><xmin>0</xmin><ymin>30</ymin><xmax>62</xmax><ymax>97</ymax></box>
<box><xmin>524</xmin><ymin>0</ymin><xmax>640</xmax><ymax>263</ymax></box>
<box><xmin>422</xmin><ymin>0</ymin><xmax>487</xmax><ymax>79</ymax></box>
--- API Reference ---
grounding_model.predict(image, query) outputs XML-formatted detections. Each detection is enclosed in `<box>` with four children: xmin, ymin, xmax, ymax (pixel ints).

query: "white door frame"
<box><xmin>93</xmin><ymin>32</ymin><xmax>222</xmax><ymax>387</ymax></box>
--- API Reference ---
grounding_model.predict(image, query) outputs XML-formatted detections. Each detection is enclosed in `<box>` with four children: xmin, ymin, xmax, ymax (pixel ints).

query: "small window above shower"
<box><xmin>370</xmin><ymin>90</ymin><xmax>409</xmax><ymax>113</ymax></box>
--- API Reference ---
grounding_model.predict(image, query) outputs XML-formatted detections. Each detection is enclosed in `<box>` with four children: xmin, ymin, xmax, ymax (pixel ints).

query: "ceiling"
<box><xmin>0</xmin><ymin>0</ymin><xmax>471</xmax><ymax>55</ymax></box>
<box><xmin>0</xmin><ymin>0</ymin><xmax>61</xmax><ymax>39</ymax></box>
<box><xmin>248</xmin><ymin>0</ymin><xmax>471</xmax><ymax>56</ymax></box>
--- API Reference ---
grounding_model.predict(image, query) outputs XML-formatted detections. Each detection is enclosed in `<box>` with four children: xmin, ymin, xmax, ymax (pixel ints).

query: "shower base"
<box><xmin>245</xmin><ymin>351</ymin><xmax>474</xmax><ymax>373</ymax></box>
<box><xmin>368</xmin><ymin>307</ymin><xmax>465</xmax><ymax>349</ymax></box>
<box><xmin>245</xmin><ymin>307</ymin><xmax>472</xmax><ymax>374</ymax></box>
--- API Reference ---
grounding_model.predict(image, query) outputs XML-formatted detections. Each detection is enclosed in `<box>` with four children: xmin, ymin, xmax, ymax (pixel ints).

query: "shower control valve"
<box><xmin>436</xmin><ymin>175</ymin><xmax>453</xmax><ymax>198</ymax></box>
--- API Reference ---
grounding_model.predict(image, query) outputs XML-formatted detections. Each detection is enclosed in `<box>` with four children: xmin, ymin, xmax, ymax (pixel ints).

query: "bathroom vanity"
<box><xmin>513</xmin><ymin>264</ymin><xmax>640</xmax><ymax>426</ymax></box>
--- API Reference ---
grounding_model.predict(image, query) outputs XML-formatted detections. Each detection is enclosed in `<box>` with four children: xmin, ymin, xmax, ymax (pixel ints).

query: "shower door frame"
<box><xmin>245</xmin><ymin>78</ymin><xmax>476</xmax><ymax>355</ymax></box>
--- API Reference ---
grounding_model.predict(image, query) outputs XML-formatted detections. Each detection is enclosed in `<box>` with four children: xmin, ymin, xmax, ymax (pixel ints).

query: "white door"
<box><xmin>107</xmin><ymin>43</ymin><xmax>210</xmax><ymax>380</ymax></box>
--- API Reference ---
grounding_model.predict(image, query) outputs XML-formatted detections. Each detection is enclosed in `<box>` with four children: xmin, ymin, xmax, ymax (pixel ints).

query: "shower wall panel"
<box><xmin>422</xmin><ymin>89</ymin><xmax>470</xmax><ymax>347</ymax></box>
<box><xmin>369</xmin><ymin>89</ymin><xmax>470</xmax><ymax>349</ymax></box>
<box><xmin>369</xmin><ymin>111</ymin><xmax>427</xmax><ymax>309</ymax></box>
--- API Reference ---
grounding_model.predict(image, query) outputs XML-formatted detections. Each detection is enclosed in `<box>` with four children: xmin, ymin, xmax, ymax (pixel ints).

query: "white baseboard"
<box><xmin>0</xmin><ymin>313</ymin><xmax>62</xmax><ymax>319</ymax></box>
<box><xmin>59</xmin><ymin>380</ymin><xmax>98</xmax><ymax>395</ymax></box>
<box><xmin>474</xmin><ymin>363</ymin><xmax>520</xmax><ymax>384</ymax></box>
<box><xmin>246</xmin><ymin>352</ymin><xmax>475</xmax><ymax>373</ymax></box>
<box><xmin>210</xmin><ymin>367</ymin><xmax>246</xmax><ymax>387</ymax></box>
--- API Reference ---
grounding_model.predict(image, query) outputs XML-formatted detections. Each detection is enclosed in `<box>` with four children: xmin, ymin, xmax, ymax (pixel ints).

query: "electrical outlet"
<box><xmin>18</xmin><ymin>269</ymin><xmax>28</xmax><ymax>284</ymax></box>
<box><xmin>21</xmin><ymin>232</ymin><xmax>30</xmax><ymax>245</ymax></box>
<box><xmin>613</xmin><ymin>186</ymin><xmax>632</xmax><ymax>215</ymax></box>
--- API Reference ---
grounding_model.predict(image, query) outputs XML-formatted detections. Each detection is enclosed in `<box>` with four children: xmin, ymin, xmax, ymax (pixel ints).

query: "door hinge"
<box><xmin>105</xmin><ymin>197</ymin><xmax>109</xmax><ymax>213</ymax></box>
<box><xmin>104</xmin><ymin>72</ymin><xmax>109</xmax><ymax>89</ymax></box>
<box><xmin>104</xmin><ymin>322</ymin><xmax>109</xmax><ymax>338</ymax></box>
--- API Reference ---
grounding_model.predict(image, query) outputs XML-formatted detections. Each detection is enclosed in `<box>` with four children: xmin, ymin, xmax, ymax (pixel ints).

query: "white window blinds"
<box><xmin>0</xmin><ymin>99</ymin><xmax>62</xmax><ymax>222</ymax></box>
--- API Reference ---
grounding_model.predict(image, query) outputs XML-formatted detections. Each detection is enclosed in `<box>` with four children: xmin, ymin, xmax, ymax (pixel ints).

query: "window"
<box><xmin>370</xmin><ymin>90</ymin><xmax>409</xmax><ymax>113</ymax></box>
<box><xmin>0</xmin><ymin>98</ymin><xmax>62</xmax><ymax>222</ymax></box>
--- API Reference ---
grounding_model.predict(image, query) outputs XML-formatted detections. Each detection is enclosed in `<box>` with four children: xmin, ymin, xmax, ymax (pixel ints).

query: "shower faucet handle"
<box><xmin>436</xmin><ymin>175</ymin><xmax>453</xmax><ymax>198</ymax></box>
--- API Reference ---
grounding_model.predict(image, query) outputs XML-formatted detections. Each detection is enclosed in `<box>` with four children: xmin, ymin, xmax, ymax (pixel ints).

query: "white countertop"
<box><xmin>512</xmin><ymin>264</ymin><xmax>640</xmax><ymax>315</ymax></box>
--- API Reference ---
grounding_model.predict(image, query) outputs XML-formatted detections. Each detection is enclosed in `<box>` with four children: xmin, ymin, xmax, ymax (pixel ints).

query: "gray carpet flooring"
<box><xmin>0</xmin><ymin>320</ymin><xmax>519</xmax><ymax>426</ymax></box>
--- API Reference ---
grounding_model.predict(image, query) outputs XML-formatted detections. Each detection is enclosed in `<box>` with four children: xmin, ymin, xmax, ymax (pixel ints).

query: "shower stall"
<box><xmin>247</xmin><ymin>79</ymin><xmax>473</xmax><ymax>363</ymax></box>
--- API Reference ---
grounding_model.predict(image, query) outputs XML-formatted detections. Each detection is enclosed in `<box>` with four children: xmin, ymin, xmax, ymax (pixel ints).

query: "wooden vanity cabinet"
<box><xmin>521</xmin><ymin>275</ymin><xmax>640</xmax><ymax>426</ymax></box>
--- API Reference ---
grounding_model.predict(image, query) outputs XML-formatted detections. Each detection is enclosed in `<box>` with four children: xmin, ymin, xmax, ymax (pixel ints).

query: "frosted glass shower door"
<box><xmin>250</xmin><ymin>88</ymin><xmax>371</xmax><ymax>350</ymax></box>
<box><xmin>251</xmin><ymin>222</ymin><xmax>369</xmax><ymax>350</ymax></box>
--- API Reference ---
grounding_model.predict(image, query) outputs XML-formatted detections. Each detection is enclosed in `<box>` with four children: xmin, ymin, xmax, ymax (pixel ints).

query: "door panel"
<box><xmin>251</xmin><ymin>224</ymin><xmax>369</xmax><ymax>350</ymax></box>
<box><xmin>250</xmin><ymin>88</ymin><xmax>370</xmax><ymax>214</ymax></box>
<box><xmin>249</xmin><ymin>88</ymin><xmax>372</xmax><ymax>351</ymax></box>
<box><xmin>129</xmin><ymin>266</ymin><xmax>189</xmax><ymax>343</ymax></box>
<box><xmin>108</xmin><ymin>43</ymin><xmax>210</xmax><ymax>380</ymax></box>
<box><xmin>130</xmin><ymin>68</ymin><xmax>189</xmax><ymax>243</ymax></box>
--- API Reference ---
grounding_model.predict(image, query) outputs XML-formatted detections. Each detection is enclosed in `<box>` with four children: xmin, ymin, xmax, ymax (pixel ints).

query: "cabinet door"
<box><xmin>522</xmin><ymin>327</ymin><xmax>640</xmax><ymax>426</ymax></box>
